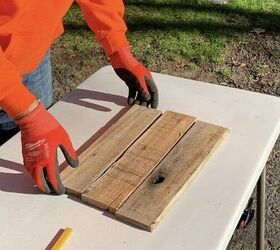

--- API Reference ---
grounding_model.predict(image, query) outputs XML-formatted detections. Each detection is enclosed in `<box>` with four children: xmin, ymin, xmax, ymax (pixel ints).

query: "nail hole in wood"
<box><xmin>151</xmin><ymin>175</ymin><xmax>165</xmax><ymax>185</ymax></box>
<box><xmin>141</xmin><ymin>145</ymin><xmax>147</xmax><ymax>150</ymax></box>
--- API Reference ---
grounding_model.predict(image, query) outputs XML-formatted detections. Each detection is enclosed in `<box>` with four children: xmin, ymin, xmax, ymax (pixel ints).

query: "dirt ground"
<box><xmin>51</xmin><ymin>31</ymin><xmax>280</xmax><ymax>249</ymax></box>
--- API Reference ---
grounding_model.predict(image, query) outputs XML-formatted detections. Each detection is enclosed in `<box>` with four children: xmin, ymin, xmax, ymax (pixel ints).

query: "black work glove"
<box><xmin>110</xmin><ymin>47</ymin><xmax>159</xmax><ymax>108</ymax></box>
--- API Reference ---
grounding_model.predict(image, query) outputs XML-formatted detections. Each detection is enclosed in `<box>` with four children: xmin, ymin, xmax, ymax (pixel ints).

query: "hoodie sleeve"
<box><xmin>0</xmin><ymin>48</ymin><xmax>36</xmax><ymax>118</ymax></box>
<box><xmin>76</xmin><ymin>0</ymin><xmax>129</xmax><ymax>56</ymax></box>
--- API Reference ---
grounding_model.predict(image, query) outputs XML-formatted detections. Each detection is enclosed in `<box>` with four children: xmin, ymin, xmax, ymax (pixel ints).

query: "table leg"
<box><xmin>256</xmin><ymin>167</ymin><xmax>266</xmax><ymax>250</ymax></box>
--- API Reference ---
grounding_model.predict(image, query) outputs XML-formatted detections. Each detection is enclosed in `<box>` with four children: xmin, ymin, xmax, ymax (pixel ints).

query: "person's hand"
<box><xmin>16</xmin><ymin>102</ymin><xmax>79</xmax><ymax>194</ymax></box>
<box><xmin>109</xmin><ymin>47</ymin><xmax>159</xmax><ymax>108</ymax></box>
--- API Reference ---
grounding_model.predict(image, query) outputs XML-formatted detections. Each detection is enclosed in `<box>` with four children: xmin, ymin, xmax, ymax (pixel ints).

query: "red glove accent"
<box><xmin>16</xmin><ymin>103</ymin><xmax>79</xmax><ymax>194</ymax></box>
<box><xmin>110</xmin><ymin>47</ymin><xmax>159</xmax><ymax>108</ymax></box>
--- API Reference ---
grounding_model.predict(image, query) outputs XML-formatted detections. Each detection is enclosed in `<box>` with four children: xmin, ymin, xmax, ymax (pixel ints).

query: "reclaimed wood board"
<box><xmin>115</xmin><ymin>121</ymin><xmax>228</xmax><ymax>231</ymax></box>
<box><xmin>61</xmin><ymin>105</ymin><xmax>161</xmax><ymax>197</ymax></box>
<box><xmin>82</xmin><ymin>111</ymin><xmax>196</xmax><ymax>211</ymax></box>
<box><xmin>61</xmin><ymin>105</ymin><xmax>228</xmax><ymax>231</ymax></box>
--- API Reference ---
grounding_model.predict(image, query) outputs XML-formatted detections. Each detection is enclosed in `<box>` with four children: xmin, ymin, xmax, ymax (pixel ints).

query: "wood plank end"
<box><xmin>115</xmin><ymin>213</ymin><xmax>153</xmax><ymax>232</ymax></box>
<box><xmin>65</xmin><ymin>187</ymin><xmax>82</xmax><ymax>199</ymax></box>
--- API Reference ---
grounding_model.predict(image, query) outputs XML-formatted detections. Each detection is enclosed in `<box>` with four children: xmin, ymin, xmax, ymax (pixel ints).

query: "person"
<box><xmin>0</xmin><ymin>1</ymin><xmax>158</xmax><ymax>195</ymax></box>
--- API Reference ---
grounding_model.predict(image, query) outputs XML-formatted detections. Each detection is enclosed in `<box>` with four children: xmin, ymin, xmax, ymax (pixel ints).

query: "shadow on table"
<box><xmin>45</xmin><ymin>228</ymin><xmax>66</xmax><ymax>250</ymax></box>
<box><xmin>59</xmin><ymin>88</ymin><xmax>129</xmax><ymax>170</ymax></box>
<box><xmin>62</xmin><ymin>89</ymin><xmax>127</xmax><ymax>112</ymax></box>
<box><xmin>0</xmin><ymin>158</ymin><xmax>42</xmax><ymax>194</ymax></box>
<box><xmin>60</xmin><ymin>106</ymin><xmax>129</xmax><ymax>172</ymax></box>
<box><xmin>66</xmin><ymin>1</ymin><xmax>280</xmax><ymax>36</ymax></box>
<box><xmin>0</xmin><ymin>105</ymin><xmax>130</xmax><ymax>194</ymax></box>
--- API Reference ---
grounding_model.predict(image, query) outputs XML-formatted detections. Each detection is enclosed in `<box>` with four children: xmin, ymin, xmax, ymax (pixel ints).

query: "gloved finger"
<box><xmin>60</xmin><ymin>133</ymin><xmax>79</xmax><ymax>168</ymax></box>
<box><xmin>33</xmin><ymin>165</ymin><xmax>51</xmax><ymax>194</ymax></box>
<box><xmin>43</xmin><ymin>167</ymin><xmax>56</xmax><ymax>194</ymax></box>
<box><xmin>127</xmin><ymin>86</ymin><xmax>136</xmax><ymax>106</ymax></box>
<box><xmin>134</xmin><ymin>66</ymin><xmax>150</xmax><ymax>99</ymax></box>
<box><xmin>131</xmin><ymin>71</ymin><xmax>151</xmax><ymax>102</ymax></box>
<box><xmin>145</xmin><ymin>76</ymin><xmax>159</xmax><ymax>109</ymax></box>
<box><xmin>43</xmin><ymin>147</ymin><xmax>64</xmax><ymax>195</ymax></box>
<box><xmin>141</xmin><ymin>101</ymin><xmax>147</xmax><ymax>106</ymax></box>
<box><xmin>45</xmin><ymin>155</ymin><xmax>65</xmax><ymax>195</ymax></box>
<box><xmin>134</xmin><ymin>92</ymin><xmax>146</xmax><ymax>106</ymax></box>
<box><xmin>137</xmin><ymin>80</ymin><xmax>151</xmax><ymax>102</ymax></box>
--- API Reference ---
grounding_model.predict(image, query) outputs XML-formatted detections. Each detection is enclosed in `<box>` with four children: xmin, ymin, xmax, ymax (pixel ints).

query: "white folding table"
<box><xmin>0</xmin><ymin>66</ymin><xmax>279</xmax><ymax>250</ymax></box>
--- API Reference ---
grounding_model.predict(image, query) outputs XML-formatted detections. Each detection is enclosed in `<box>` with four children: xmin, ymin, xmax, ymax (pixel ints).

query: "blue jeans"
<box><xmin>0</xmin><ymin>50</ymin><xmax>53</xmax><ymax>131</ymax></box>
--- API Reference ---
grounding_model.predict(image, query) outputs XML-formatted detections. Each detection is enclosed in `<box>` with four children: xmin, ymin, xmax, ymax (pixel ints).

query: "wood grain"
<box><xmin>82</xmin><ymin>111</ymin><xmax>196</xmax><ymax>211</ymax></box>
<box><xmin>61</xmin><ymin>105</ymin><xmax>162</xmax><ymax>197</ymax></box>
<box><xmin>116</xmin><ymin>121</ymin><xmax>228</xmax><ymax>231</ymax></box>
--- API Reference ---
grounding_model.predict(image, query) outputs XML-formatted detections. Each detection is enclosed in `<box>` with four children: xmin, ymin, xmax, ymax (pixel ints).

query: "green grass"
<box><xmin>61</xmin><ymin>0</ymin><xmax>280</xmax><ymax>66</ymax></box>
<box><xmin>219</xmin><ymin>66</ymin><xmax>232</xmax><ymax>77</ymax></box>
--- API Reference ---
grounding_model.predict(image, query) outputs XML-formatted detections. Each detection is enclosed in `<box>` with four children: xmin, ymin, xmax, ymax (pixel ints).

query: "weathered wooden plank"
<box><xmin>82</xmin><ymin>111</ymin><xmax>196</xmax><ymax>212</ymax></box>
<box><xmin>116</xmin><ymin>121</ymin><xmax>228</xmax><ymax>231</ymax></box>
<box><xmin>61</xmin><ymin>105</ymin><xmax>162</xmax><ymax>197</ymax></box>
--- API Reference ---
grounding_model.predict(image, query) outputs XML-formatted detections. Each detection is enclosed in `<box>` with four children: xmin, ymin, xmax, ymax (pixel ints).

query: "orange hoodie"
<box><xmin>0</xmin><ymin>0</ymin><xmax>129</xmax><ymax>118</ymax></box>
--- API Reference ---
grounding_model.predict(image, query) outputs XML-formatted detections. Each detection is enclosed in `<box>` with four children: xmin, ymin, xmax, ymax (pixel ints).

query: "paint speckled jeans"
<box><xmin>0</xmin><ymin>50</ymin><xmax>53</xmax><ymax>131</ymax></box>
